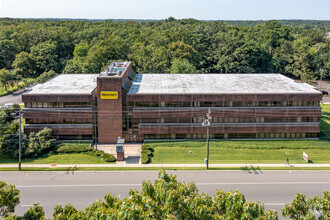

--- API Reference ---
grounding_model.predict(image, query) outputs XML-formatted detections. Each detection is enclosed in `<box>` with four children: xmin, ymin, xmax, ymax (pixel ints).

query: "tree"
<box><xmin>52</xmin><ymin>171</ymin><xmax>277</xmax><ymax>219</ymax></box>
<box><xmin>169</xmin><ymin>59</ymin><xmax>198</xmax><ymax>73</ymax></box>
<box><xmin>282</xmin><ymin>191</ymin><xmax>329</xmax><ymax>220</ymax></box>
<box><xmin>22</xmin><ymin>203</ymin><xmax>45</xmax><ymax>220</ymax></box>
<box><xmin>30</xmin><ymin>40</ymin><xmax>60</xmax><ymax>74</ymax></box>
<box><xmin>285</xmin><ymin>36</ymin><xmax>317</xmax><ymax>83</ymax></box>
<box><xmin>1</xmin><ymin>127</ymin><xmax>55</xmax><ymax>159</ymax></box>
<box><xmin>0</xmin><ymin>181</ymin><xmax>20</xmax><ymax>218</ymax></box>
<box><xmin>27</xmin><ymin>127</ymin><xmax>56</xmax><ymax>158</ymax></box>
<box><xmin>11</xmin><ymin>51</ymin><xmax>36</xmax><ymax>78</ymax></box>
<box><xmin>0</xmin><ymin>40</ymin><xmax>18</xmax><ymax>69</ymax></box>
<box><xmin>0</xmin><ymin>69</ymin><xmax>16</xmax><ymax>91</ymax></box>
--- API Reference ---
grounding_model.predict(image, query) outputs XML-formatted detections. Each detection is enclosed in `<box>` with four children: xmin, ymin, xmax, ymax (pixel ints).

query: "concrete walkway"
<box><xmin>0</xmin><ymin>163</ymin><xmax>329</xmax><ymax>168</ymax></box>
<box><xmin>96</xmin><ymin>143</ymin><xmax>142</xmax><ymax>164</ymax></box>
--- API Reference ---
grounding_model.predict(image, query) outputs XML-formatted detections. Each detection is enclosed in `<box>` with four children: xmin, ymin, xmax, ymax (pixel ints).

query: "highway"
<box><xmin>1</xmin><ymin>170</ymin><xmax>329</xmax><ymax>218</ymax></box>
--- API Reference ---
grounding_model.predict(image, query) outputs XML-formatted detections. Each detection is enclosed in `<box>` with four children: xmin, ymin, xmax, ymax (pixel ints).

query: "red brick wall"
<box><xmin>97</xmin><ymin>62</ymin><xmax>132</xmax><ymax>143</ymax></box>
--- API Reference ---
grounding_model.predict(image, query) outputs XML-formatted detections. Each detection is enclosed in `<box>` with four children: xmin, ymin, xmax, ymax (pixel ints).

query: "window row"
<box><xmin>130</xmin><ymin>117</ymin><xmax>318</xmax><ymax>124</ymax></box>
<box><xmin>25</xmin><ymin>118</ymin><xmax>92</xmax><ymax>124</ymax></box>
<box><xmin>25</xmin><ymin>102</ymin><xmax>92</xmax><ymax>108</ymax></box>
<box><xmin>129</xmin><ymin>100</ymin><xmax>319</xmax><ymax>108</ymax></box>
<box><xmin>143</xmin><ymin>133</ymin><xmax>318</xmax><ymax>139</ymax></box>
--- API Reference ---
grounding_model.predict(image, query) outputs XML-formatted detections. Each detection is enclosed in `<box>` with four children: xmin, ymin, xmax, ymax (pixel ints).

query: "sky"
<box><xmin>0</xmin><ymin>0</ymin><xmax>329</xmax><ymax>20</ymax></box>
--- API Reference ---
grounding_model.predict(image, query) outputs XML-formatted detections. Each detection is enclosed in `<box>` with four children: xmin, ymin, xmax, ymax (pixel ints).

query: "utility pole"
<box><xmin>202</xmin><ymin>108</ymin><xmax>211</xmax><ymax>169</ymax></box>
<box><xmin>18</xmin><ymin>108</ymin><xmax>22</xmax><ymax>171</ymax></box>
<box><xmin>93</xmin><ymin>97</ymin><xmax>97</xmax><ymax>150</ymax></box>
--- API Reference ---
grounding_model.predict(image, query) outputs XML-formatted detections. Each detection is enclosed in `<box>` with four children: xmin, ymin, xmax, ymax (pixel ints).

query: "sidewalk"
<box><xmin>0</xmin><ymin>163</ymin><xmax>329</xmax><ymax>168</ymax></box>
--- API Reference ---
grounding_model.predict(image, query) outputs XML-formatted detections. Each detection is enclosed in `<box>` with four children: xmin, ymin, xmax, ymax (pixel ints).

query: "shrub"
<box><xmin>141</xmin><ymin>145</ymin><xmax>151</xmax><ymax>151</ymax></box>
<box><xmin>101</xmin><ymin>153</ymin><xmax>116</xmax><ymax>162</ymax></box>
<box><xmin>1</xmin><ymin>127</ymin><xmax>56</xmax><ymax>159</ymax></box>
<box><xmin>56</xmin><ymin>145</ymin><xmax>93</xmax><ymax>154</ymax></box>
<box><xmin>141</xmin><ymin>149</ymin><xmax>151</xmax><ymax>155</ymax></box>
<box><xmin>94</xmin><ymin>150</ymin><xmax>104</xmax><ymax>156</ymax></box>
<box><xmin>141</xmin><ymin>152</ymin><xmax>149</xmax><ymax>164</ymax></box>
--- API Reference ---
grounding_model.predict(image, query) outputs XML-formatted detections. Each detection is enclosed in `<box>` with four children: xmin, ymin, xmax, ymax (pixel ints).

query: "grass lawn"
<box><xmin>0</xmin><ymin>142</ymin><xmax>108</xmax><ymax>164</ymax></box>
<box><xmin>147</xmin><ymin>104</ymin><xmax>330</xmax><ymax>165</ymax></box>
<box><xmin>0</xmin><ymin>153</ymin><xmax>108</xmax><ymax>164</ymax></box>
<box><xmin>149</xmin><ymin>144</ymin><xmax>329</xmax><ymax>164</ymax></box>
<box><xmin>320</xmin><ymin>104</ymin><xmax>330</xmax><ymax>138</ymax></box>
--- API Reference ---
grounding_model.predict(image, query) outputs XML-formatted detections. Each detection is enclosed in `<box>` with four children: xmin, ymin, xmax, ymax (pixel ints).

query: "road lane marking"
<box><xmin>16</xmin><ymin>182</ymin><xmax>330</xmax><ymax>188</ymax></box>
<box><xmin>196</xmin><ymin>182</ymin><xmax>330</xmax><ymax>185</ymax></box>
<box><xmin>264</xmin><ymin>203</ymin><xmax>286</xmax><ymax>206</ymax></box>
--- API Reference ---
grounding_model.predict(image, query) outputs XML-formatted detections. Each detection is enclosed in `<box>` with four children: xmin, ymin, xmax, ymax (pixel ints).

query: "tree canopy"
<box><xmin>1</xmin><ymin>171</ymin><xmax>329</xmax><ymax>219</ymax></box>
<box><xmin>0</xmin><ymin>18</ymin><xmax>329</xmax><ymax>92</ymax></box>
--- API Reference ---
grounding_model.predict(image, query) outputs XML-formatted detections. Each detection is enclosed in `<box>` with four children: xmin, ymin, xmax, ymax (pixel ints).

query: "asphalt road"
<box><xmin>1</xmin><ymin>170</ymin><xmax>329</xmax><ymax>218</ymax></box>
<box><xmin>0</xmin><ymin>88</ymin><xmax>25</xmax><ymax>106</ymax></box>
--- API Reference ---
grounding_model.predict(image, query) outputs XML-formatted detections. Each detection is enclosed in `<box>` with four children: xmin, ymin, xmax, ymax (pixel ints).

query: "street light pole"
<box><xmin>206</xmin><ymin>123</ymin><xmax>209</xmax><ymax>169</ymax></box>
<box><xmin>202</xmin><ymin>108</ymin><xmax>211</xmax><ymax>170</ymax></box>
<box><xmin>18</xmin><ymin>108</ymin><xmax>22</xmax><ymax>171</ymax></box>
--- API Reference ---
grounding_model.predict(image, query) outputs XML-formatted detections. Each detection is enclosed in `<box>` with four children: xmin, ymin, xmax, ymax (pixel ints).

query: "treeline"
<box><xmin>0</xmin><ymin>18</ymin><xmax>329</xmax><ymax>93</ymax></box>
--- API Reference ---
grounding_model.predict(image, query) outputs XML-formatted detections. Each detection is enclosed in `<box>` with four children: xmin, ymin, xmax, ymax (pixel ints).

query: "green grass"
<box><xmin>0</xmin><ymin>153</ymin><xmax>108</xmax><ymax>164</ymax></box>
<box><xmin>320</xmin><ymin>104</ymin><xmax>330</xmax><ymax>138</ymax></box>
<box><xmin>149</xmin><ymin>143</ymin><xmax>330</xmax><ymax>164</ymax></box>
<box><xmin>146</xmin><ymin>104</ymin><xmax>330</xmax><ymax>164</ymax></box>
<box><xmin>0</xmin><ymin>167</ymin><xmax>329</xmax><ymax>172</ymax></box>
<box><xmin>0</xmin><ymin>142</ymin><xmax>109</xmax><ymax>165</ymax></box>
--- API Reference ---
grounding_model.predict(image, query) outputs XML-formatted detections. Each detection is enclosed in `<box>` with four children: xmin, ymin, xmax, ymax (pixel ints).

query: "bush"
<box><xmin>56</xmin><ymin>145</ymin><xmax>93</xmax><ymax>154</ymax></box>
<box><xmin>94</xmin><ymin>150</ymin><xmax>104</xmax><ymax>156</ymax></box>
<box><xmin>101</xmin><ymin>153</ymin><xmax>116</xmax><ymax>162</ymax></box>
<box><xmin>141</xmin><ymin>145</ymin><xmax>151</xmax><ymax>151</ymax></box>
<box><xmin>141</xmin><ymin>149</ymin><xmax>151</xmax><ymax>155</ymax></box>
<box><xmin>141</xmin><ymin>152</ymin><xmax>149</xmax><ymax>164</ymax></box>
<box><xmin>1</xmin><ymin>127</ymin><xmax>55</xmax><ymax>159</ymax></box>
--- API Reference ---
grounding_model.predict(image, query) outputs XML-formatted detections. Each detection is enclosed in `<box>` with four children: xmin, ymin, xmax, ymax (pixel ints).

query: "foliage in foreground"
<box><xmin>0</xmin><ymin>181</ymin><xmax>20</xmax><ymax>218</ymax></box>
<box><xmin>1</xmin><ymin>172</ymin><xmax>329</xmax><ymax>219</ymax></box>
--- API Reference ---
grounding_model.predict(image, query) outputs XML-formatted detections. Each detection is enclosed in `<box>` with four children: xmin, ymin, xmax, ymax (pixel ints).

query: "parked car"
<box><xmin>4</xmin><ymin>103</ymin><xmax>13</xmax><ymax>108</ymax></box>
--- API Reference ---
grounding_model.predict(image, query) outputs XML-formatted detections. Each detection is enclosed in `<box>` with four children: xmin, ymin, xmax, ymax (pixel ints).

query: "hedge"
<box><xmin>56</xmin><ymin>145</ymin><xmax>93</xmax><ymax>154</ymax></box>
<box><xmin>101</xmin><ymin>153</ymin><xmax>116</xmax><ymax>162</ymax></box>
<box><xmin>141</xmin><ymin>153</ymin><xmax>149</xmax><ymax>164</ymax></box>
<box><xmin>94</xmin><ymin>150</ymin><xmax>104</xmax><ymax>156</ymax></box>
<box><xmin>141</xmin><ymin>147</ymin><xmax>153</xmax><ymax>164</ymax></box>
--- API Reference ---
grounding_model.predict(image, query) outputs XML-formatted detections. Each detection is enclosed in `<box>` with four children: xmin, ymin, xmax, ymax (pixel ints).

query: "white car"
<box><xmin>4</xmin><ymin>103</ymin><xmax>13</xmax><ymax>108</ymax></box>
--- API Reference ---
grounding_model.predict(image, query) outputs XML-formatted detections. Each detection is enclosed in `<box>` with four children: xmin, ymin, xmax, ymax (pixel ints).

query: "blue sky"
<box><xmin>0</xmin><ymin>0</ymin><xmax>329</xmax><ymax>20</ymax></box>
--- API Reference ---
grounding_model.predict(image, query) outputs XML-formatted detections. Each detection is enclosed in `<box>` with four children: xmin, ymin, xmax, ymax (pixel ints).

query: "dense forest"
<box><xmin>0</xmin><ymin>17</ymin><xmax>329</xmax><ymax>95</ymax></box>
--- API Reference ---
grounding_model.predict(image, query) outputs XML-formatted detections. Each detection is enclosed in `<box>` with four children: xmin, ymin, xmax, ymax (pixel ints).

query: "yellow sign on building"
<box><xmin>100</xmin><ymin>91</ymin><xmax>118</xmax><ymax>99</ymax></box>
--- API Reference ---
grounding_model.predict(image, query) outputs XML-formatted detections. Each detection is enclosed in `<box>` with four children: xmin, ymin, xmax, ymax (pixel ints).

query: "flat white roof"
<box><xmin>25</xmin><ymin>74</ymin><xmax>99</xmax><ymax>94</ymax></box>
<box><xmin>128</xmin><ymin>74</ymin><xmax>321</xmax><ymax>94</ymax></box>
